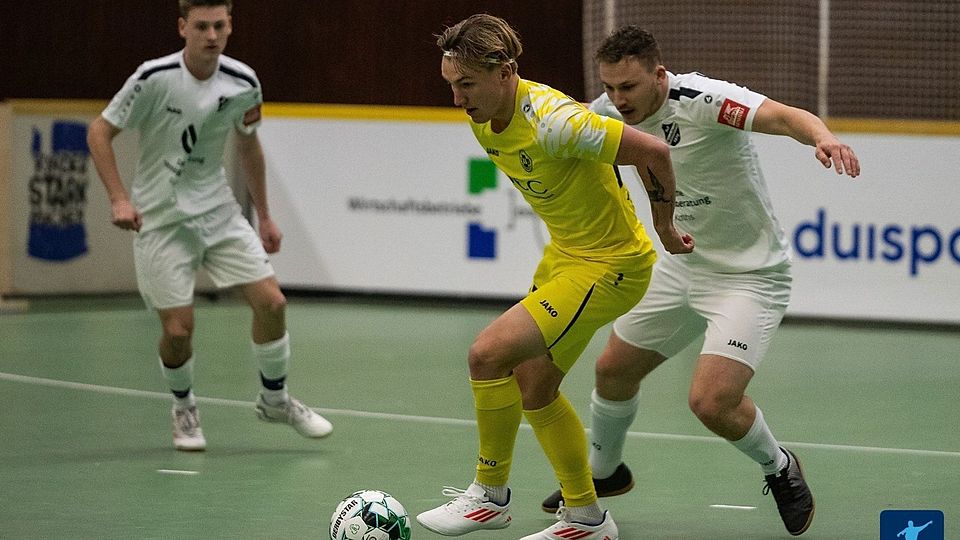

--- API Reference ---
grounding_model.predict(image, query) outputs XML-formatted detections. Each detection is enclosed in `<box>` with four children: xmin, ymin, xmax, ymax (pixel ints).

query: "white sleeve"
<box><xmin>101</xmin><ymin>65</ymin><xmax>157</xmax><ymax>130</ymax></box>
<box><xmin>231</xmin><ymin>87</ymin><xmax>263</xmax><ymax>135</ymax></box>
<box><xmin>690</xmin><ymin>75</ymin><xmax>767</xmax><ymax>132</ymax></box>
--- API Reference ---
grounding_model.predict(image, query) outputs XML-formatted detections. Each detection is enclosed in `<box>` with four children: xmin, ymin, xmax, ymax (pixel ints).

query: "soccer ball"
<box><xmin>329</xmin><ymin>490</ymin><xmax>412</xmax><ymax>540</ymax></box>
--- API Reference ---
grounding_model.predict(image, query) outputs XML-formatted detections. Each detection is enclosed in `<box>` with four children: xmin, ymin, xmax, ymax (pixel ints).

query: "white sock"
<box><xmin>565</xmin><ymin>502</ymin><xmax>605</xmax><ymax>525</ymax></box>
<box><xmin>589</xmin><ymin>389</ymin><xmax>640</xmax><ymax>478</ymax></box>
<box><xmin>474</xmin><ymin>481</ymin><xmax>509</xmax><ymax>506</ymax></box>
<box><xmin>254</xmin><ymin>332</ymin><xmax>290</xmax><ymax>405</ymax></box>
<box><xmin>730</xmin><ymin>405</ymin><xmax>788</xmax><ymax>475</ymax></box>
<box><xmin>160</xmin><ymin>356</ymin><xmax>195</xmax><ymax>409</ymax></box>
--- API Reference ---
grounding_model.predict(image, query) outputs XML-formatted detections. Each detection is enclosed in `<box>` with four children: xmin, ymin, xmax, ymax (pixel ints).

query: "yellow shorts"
<box><xmin>521</xmin><ymin>246</ymin><xmax>654</xmax><ymax>373</ymax></box>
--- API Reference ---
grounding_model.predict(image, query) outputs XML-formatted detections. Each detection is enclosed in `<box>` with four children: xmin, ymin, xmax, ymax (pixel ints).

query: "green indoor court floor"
<box><xmin>1</xmin><ymin>294</ymin><xmax>957</xmax><ymax>539</ymax></box>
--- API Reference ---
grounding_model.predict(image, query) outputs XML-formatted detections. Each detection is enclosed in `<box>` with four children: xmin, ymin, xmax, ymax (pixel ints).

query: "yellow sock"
<box><xmin>524</xmin><ymin>393</ymin><xmax>597</xmax><ymax>507</ymax></box>
<box><xmin>471</xmin><ymin>376</ymin><xmax>523</xmax><ymax>487</ymax></box>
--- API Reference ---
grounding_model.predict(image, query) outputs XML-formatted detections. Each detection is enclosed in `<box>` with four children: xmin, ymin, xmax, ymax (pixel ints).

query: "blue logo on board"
<box><xmin>880</xmin><ymin>510</ymin><xmax>944</xmax><ymax>540</ymax></box>
<box><xmin>28</xmin><ymin>121</ymin><xmax>90</xmax><ymax>261</ymax></box>
<box><xmin>467</xmin><ymin>158</ymin><xmax>497</xmax><ymax>259</ymax></box>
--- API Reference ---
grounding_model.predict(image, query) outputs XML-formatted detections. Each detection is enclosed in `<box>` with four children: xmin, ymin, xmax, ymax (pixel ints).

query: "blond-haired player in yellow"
<box><xmin>416</xmin><ymin>14</ymin><xmax>693</xmax><ymax>540</ymax></box>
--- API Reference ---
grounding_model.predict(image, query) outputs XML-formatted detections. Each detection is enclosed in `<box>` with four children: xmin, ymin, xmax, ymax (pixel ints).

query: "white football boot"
<box><xmin>172</xmin><ymin>405</ymin><xmax>206</xmax><ymax>451</ymax></box>
<box><xmin>254</xmin><ymin>394</ymin><xmax>333</xmax><ymax>438</ymax></box>
<box><xmin>416</xmin><ymin>483</ymin><xmax>512</xmax><ymax>536</ymax></box>
<box><xmin>519</xmin><ymin>506</ymin><xmax>618</xmax><ymax>540</ymax></box>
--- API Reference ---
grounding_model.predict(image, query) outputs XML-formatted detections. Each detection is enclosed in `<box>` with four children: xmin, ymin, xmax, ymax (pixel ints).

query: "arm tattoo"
<box><xmin>645</xmin><ymin>166</ymin><xmax>672</xmax><ymax>203</ymax></box>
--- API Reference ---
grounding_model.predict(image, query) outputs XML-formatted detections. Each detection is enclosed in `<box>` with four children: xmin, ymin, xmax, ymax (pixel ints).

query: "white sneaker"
<box><xmin>416</xmin><ymin>483</ymin><xmax>512</xmax><ymax>536</ymax></box>
<box><xmin>519</xmin><ymin>506</ymin><xmax>619</xmax><ymax>540</ymax></box>
<box><xmin>254</xmin><ymin>394</ymin><xmax>333</xmax><ymax>438</ymax></box>
<box><xmin>172</xmin><ymin>406</ymin><xmax>206</xmax><ymax>452</ymax></box>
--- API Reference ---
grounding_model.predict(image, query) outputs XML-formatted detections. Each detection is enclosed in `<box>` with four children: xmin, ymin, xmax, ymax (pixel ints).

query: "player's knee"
<box><xmin>267</xmin><ymin>290</ymin><xmax>287</xmax><ymax>313</ymax></box>
<box><xmin>688</xmin><ymin>390</ymin><xmax>730</xmax><ymax>428</ymax></box>
<box><xmin>467</xmin><ymin>340</ymin><xmax>492</xmax><ymax>372</ymax></box>
<box><xmin>254</xmin><ymin>291</ymin><xmax>287</xmax><ymax>319</ymax></box>
<box><xmin>595</xmin><ymin>354</ymin><xmax>629</xmax><ymax>383</ymax></box>
<box><xmin>161</xmin><ymin>328</ymin><xmax>193</xmax><ymax>359</ymax></box>
<box><xmin>467</xmin><ymin>339</ymin><xmax>508</xmax><ymax>378</ymax></box>
<box><xmin>161</xmin><ymin>319</ymin><xmax>193</xmax><ymax>342</ymax></box>
<box><xmin>596</xmin><ymin>351</ymin><xmax>647</xmax><ymax>390</ymax></box>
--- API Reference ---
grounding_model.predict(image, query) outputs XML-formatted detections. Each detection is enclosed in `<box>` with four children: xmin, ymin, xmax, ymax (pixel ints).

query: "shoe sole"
<box><xmin>540</xmin><ymin>479</ymin><xmax>635</xmax><ymax>513</ymax></box>
<box><xmin>785</xmin><ymin>451</ymin><xmax>815</xmax><ymax>536</ymax></box>
<box><xmin>174</xmin><ymin>445</ymin><xmax>206</xmax><ymax>452</ymax></box>
<box><xmin>254</xmin><ymin>406</ymin><xmax>333</xmax><ymax>438</ymax></box>
<box><xmin>416</xmin><ymin>518</ymin><xmax>510</xmax><ymax>536</ymax></box>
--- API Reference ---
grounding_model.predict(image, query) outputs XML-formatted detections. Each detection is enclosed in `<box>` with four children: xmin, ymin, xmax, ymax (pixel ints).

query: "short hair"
<box><xmin>178</xmin><ymin>0</ymin><xmax>233</xmax><ymax>18</ymax></box>
<box><xmin>595</xmin><ymin>25</ymin><xmax>662</xmax><ymax>70</ymax></box>
<box><xmin>436</xmin><ymin>14</ymin><xmax>523</xmax><ymax>73</ymax></box>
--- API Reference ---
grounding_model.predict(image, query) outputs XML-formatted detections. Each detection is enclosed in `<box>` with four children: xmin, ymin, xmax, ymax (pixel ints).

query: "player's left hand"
<box><xmin>259</xmin><ymin>217</ymin><xmax>283</xmax><ymax>254</ymax></box>
<box><xmin>815</xmin><ymin>138</ymin><xmax>860</xmax><ymax>178</ymax></box>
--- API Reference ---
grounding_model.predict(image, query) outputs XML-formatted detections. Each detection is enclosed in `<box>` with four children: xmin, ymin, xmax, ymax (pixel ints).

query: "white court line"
<box><xmin>157</xmin><ymin>469</ymin><xmax>199</xmax><ymax>475</ymax></box>
<box><xmin>710</xmin><ymin>504</ymin><xmax>756</xmax><ymax>511</ymax></box>
<box><xmin>2</xmin><ymin>371</ymin><xmax>958</xmax><ymax>459</ymax></box>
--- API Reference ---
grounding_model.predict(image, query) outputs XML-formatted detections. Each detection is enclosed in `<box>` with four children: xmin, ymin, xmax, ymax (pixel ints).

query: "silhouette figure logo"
<box><xmin>880</xmin><ymin>510</ymin><xmax>944</xmax><ymax>540</ymax></box>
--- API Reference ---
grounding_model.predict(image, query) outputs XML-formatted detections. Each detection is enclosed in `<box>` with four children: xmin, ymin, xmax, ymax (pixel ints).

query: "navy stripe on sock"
<box><xmin>172</xmin><ymin>388</ymin><xmax>191</xmax><ymax>399</ymax></box>
<box><xmin>260</xmin><ymin>373</ymin><xmax>286</xmax><ymax>390</ymax></box>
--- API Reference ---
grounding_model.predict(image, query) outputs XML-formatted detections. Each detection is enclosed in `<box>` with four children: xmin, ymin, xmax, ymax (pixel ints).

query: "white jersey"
<box><xmin>590</xmin><ymin>72</ymin><xmax>791</xmax><ymax>273</ymax></box>
<box><xmin>102</xmin><ymin>51</ymin><xmax>262</xmax><ymax>232</ymax></box>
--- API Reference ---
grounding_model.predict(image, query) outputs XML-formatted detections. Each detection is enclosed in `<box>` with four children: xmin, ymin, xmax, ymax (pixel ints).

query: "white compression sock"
<box><xmin>254</xmin><ymin>332</ymin><xmax>290</xmax><ymax>405</ymax></box>
<box><xmin>730</xmin><ymin>405</ymin><xmax>788</xmax><ymax>475</ymax></box>
<box><xmin>565</xmin><ymin>502</ymin><xmax>605</xmax><ymax>525</ymax></box>
<box><xmin>160</xmin><ymin>356</ymin><xmax>195</xmax><ymax>409</ymax></box>
<box><xmin>589</xmin><ymin>389</ymin><xmax>640</xmax><ymax>479</ymax></box>
<box><xmin>474</xmin><ymin>481</ymin><xmax>509</xmax><ymax>506</ymax></box>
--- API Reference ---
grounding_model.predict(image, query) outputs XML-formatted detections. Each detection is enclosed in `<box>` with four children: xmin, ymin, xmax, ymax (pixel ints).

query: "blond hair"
<box><xmin>437</xmin><ymin>14</ymin><xmax>522</xmax><ymax>73</ymax></box>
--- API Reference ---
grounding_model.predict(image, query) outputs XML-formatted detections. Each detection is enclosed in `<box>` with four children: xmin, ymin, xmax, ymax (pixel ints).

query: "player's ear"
<box><xmin>178</xmin><ymin>17</ymin><xmax>187</xmax><ymax>38</ymax></box>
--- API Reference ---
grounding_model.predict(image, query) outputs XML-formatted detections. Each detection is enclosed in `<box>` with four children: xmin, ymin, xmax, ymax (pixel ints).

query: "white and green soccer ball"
<box><xmin>329</xmin><ymin>490</ymin><xmax>412</xmax><ymax>540</ymax></box>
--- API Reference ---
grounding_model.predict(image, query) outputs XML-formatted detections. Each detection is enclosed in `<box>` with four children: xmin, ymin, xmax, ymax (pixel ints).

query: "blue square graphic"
<box><xmin>467</xmin><ymin>222</ymin><xmax>496</xmax><ymax>259</ymax></box>
<box><xmin>880</xmin><ymin>510</ymin><xmax>944</xmax><ymax>540</ymax></box>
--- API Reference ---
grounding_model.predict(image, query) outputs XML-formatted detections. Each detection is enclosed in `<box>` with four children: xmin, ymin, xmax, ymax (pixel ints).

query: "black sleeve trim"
<box><xmin>218</xmin><ymin>65</ymin><xmax>258</xmax><ymax>88</ymax></box>
<box><xmin>138</xmin><ymin>62</ymin><xmax>180</xmax><ymax>80</ymax></box>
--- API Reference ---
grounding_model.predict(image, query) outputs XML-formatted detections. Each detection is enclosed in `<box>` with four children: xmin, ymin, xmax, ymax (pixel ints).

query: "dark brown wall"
<box><xmin>0</xmin><ymin>1</ymin><xmax>585</xmax><ymax>105</ymax></box>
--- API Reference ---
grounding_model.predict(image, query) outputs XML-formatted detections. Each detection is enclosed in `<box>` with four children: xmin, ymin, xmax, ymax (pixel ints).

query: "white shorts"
<box><xmin>133</xmin><ymin>202</ymin><xmax>275</xmax><ymax>309</ymax></box>
<box><xmin>612</xmin><ymin>256</ymin><xmax>792</xmax><ymax>371</ymax></box>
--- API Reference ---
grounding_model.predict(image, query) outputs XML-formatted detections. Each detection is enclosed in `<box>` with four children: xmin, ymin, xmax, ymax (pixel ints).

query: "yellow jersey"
<box><xmin>470</xmin><ymin>78</ymin><xmax>654</xmax><ymax>267</ymax></box>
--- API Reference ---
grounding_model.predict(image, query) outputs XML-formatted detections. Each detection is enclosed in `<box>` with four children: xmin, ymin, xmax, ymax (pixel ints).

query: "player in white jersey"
<box><xmin>86</xmin><ymin>0</ymin><xmax>331</xmax><ymax>452</ymax></box>
<box><xmin>539</xmin><ymin>26</ymin><xmax>860</xmax><ymax>536</ymax></box>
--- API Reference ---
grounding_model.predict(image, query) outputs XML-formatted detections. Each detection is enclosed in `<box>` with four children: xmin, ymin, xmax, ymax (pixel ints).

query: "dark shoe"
<box><xmin>763</xmin><ymin>447</ymin><xmax>815</xmax><ymax>535</ymax></box>
<box><xmin>541</xmin><ymin>463</ymin><xmax>635</xmax><ymax>513</ymax></box>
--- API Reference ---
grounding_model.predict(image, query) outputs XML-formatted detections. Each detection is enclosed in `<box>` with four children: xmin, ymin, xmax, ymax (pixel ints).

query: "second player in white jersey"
<box><xmin>87</xmin><ymin>0</ymin><xmax>332</xmax><ymax>454</ymax></box>
<box><xmin>591</xmin><ymin>72</ymin><xmax>789</xmax><ymax>273</ymax></box>
<box><xmin>540</xmin><ymin>25</ymin><xmax>860</xmax><ymax>538</ymax></box>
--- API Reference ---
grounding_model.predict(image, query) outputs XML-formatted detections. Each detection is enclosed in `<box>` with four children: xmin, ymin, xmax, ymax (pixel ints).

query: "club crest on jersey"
<box><xmin>718</xmin><ymin>98</ymin><xmax>749</xmax><ymax>129</ymax></box>
<box><xmin>661</xmin><ymin>122</ymin><xmax>681</xmax><ymax>146</ymax></box>
<box><xmin>519</xmin><ymin>149</ymin><xmax>534</xmax><ymax>173</ymax></box>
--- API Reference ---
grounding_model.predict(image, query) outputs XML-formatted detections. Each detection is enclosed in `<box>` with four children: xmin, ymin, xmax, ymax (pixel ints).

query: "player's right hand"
<box><xmin>660</xmin><ymin>229</ymin><xmax>694</xmax><ymax>254</ymax></box>
<box><xmin>111</xmin><ymin>199</ymin><xmax>142</xmax><ymax>232</ymax></box>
